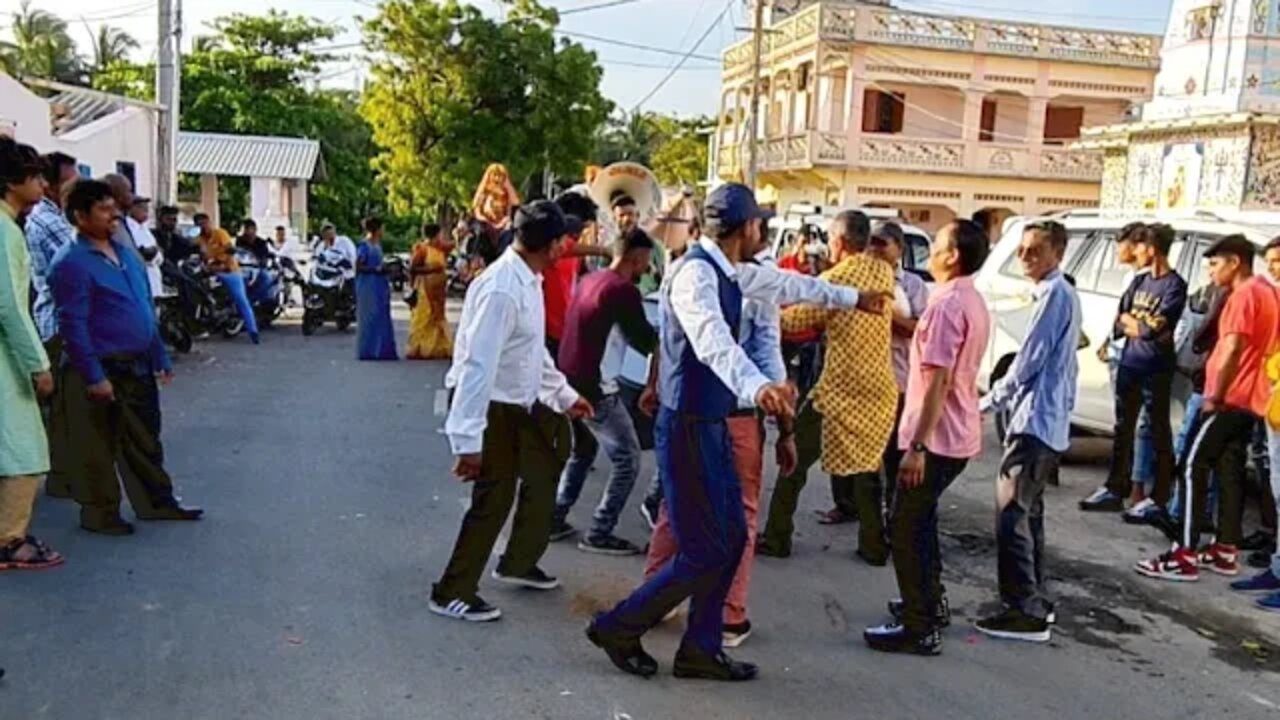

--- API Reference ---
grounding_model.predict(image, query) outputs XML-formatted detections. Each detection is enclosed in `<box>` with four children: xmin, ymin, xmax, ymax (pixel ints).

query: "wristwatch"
<box><xmin>910</xmin><ymin>441</ymin><xmax>928</xmax><ymax>454</ymax></box>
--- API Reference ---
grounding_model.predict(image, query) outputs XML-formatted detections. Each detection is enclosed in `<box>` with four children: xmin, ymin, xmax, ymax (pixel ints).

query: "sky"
<box><xmin>3</xmin><ymin>0</ymin><xmax>1176</xmax><ymax>116</ymax></box>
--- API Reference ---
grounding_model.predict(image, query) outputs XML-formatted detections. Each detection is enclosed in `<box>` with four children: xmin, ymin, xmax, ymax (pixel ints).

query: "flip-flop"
<box><xmin>816</xmin><ymin>509</ymin><xmax>855</xmax><ymax>525</ymax></box>
<box><xmin>0</xmin><ymin>537</ymin><xmax>65</xmax><ymax>571</ymax></box>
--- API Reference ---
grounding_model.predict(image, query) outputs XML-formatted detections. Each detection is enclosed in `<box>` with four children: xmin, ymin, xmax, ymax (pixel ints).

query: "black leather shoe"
<box><xmin>863</xmin><ymin>622</ymin><xmax>942</xmax><ymax>656</ymax></box>
<box><xmin>888</xmin><ymin>594</ymin><xmax>951</xmax><ymax>628</ymax></box>
<box><xmin>81</xmin><ymin>518</ymin><xmax>135</xmax><ymax>536</ymax></box>
<box><xmin>1241</xmin><ymin>531</ymin><xmax>1277</xmax><ymax>552</ymax></box>
<box><xmin>672</xmin><ymin>643</ymin><xmax>758</xmax><ymax>681</ymax></box>
<box><xmin>586</xmin><ymin>622</ymin><xmax>657</xmax><ymax>678</ymax></box>
<box><xmin>755</xmin><ymin>537</ymin><xmax>791</xmax><ymax>559</ymax></box>
<box><xmin>137</xmin><ymin>505</ymin><xmax>204</xmax><ymax>521</ymax></box>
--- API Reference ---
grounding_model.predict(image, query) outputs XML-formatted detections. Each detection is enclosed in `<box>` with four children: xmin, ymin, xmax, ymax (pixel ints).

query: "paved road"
<box><xmin>2</xmin><ymin>316</ymin><xmax>1276</xmax><ymax>720</ymax></box>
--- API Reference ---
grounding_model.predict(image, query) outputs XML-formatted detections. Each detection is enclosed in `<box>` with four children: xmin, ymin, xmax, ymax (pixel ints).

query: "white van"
<box><xmin>767</xmin><ymin>204</ymin><xmax>934</xmax><ymax>280</ymax></box>
<box><xmin>976</xmin><ymin>209</ymin><xmax>1279</xmax><ymax>435</ymax></box>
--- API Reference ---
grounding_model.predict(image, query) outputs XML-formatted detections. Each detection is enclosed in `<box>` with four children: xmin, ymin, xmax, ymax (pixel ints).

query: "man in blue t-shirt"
<box><xmin>1081</xmin><ymin>223</ymin><xmax>1187</xmax><ymax>518</ymax></box>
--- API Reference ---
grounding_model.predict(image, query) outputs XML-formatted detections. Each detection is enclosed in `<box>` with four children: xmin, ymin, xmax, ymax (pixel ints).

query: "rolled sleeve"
<box><xmin>670</xmin><ymin>261</ymin><xmax>771</xmax><ymax>406</ymax></box>
<box><xmin>444</xmin><ymin>291</ymin><xmax>517</xmax><ymax>455</ymax></box>
<box><xmin>739</xmin><ymin>263</ymin><xmax>860</xmax><ymax>308</ymax></box>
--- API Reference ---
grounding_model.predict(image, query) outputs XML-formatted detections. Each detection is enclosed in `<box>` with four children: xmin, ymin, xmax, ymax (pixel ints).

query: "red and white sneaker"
<box><xmin>1134</xmin><ymin>547</ymin><xmax>1199</xmax><ymax>582</ymax></box>
<box><xmin>1197</xmin><ymin>544</ymin><xmax>1240</xmax><ymax>577</ymax></box>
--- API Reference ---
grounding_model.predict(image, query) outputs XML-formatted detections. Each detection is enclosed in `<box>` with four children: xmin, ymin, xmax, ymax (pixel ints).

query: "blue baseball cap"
<box><xmin>704</xmin><ymin>183</ymin><xmax>769</xmax><ymax>230</ymax></box>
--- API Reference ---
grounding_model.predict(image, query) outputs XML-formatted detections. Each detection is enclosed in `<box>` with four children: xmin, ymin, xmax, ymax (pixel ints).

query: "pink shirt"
<box><xmin>898</xmin><ymin>276</ymin><xmax>991</xmax><ymax>459</ymax></box>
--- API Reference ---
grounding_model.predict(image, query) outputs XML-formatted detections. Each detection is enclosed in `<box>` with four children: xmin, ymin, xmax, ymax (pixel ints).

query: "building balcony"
<box><xmin>717</xmin><ymin>131</ymin><xmax>1105</xmax><ymax>183</ymax></box>
<box><xmin>721</xmin><ymin>2</ymin><xmax>1161</xmax><ymax>79</ymax></box>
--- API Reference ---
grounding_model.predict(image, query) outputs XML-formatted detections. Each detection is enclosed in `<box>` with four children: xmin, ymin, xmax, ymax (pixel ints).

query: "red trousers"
<box><xmin>644</xmin><ymin>414</ymin><xmax>763</xmax><ymax>625</ymax></box>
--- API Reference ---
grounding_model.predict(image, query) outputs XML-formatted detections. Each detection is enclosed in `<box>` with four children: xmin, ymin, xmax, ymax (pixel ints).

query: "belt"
<box><xmin>728</xmin><ymin>408</ymin><xmax>761</xmax><ymax>419</ymax></box>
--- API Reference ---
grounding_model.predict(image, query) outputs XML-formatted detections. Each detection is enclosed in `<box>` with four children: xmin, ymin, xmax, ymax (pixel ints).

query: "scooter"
<box><xmin>302</xmin><ymin>245</ymin><xmax>356</xmax><ymax>336</ymax></box>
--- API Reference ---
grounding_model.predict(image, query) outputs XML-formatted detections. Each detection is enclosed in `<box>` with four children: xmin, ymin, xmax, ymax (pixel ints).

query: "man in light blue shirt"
<box><xmin>977</xmin><ymin>219</ymin><xmax>1081</xmax><ymax>643</ymax></box>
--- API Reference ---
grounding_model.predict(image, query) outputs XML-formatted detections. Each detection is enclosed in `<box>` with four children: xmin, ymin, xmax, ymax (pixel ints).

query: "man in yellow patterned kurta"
<box><xmin>759</xmin><ymin>211</ymin><xmax>898</xmax><ymax>563</ymax></box>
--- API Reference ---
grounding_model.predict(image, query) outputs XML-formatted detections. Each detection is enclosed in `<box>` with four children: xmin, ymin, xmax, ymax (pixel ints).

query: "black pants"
<box><xmin>1107</xmin><ymin>366</ymin><xmax>1175</xmax><ymax>506</ymax></box>
<box><xmin>759</xmin><ymin>401</ymin><xmax>824</xmax><ymax>555</ymax></box>
<box><xmin>434</xmin><ymin>402</ymin><xmax>569</xmax><ymax>602</ymax></box>
<box><xmin>889</xmin><ymin>452</ymin><xmax>968</xmax><ymax>633</ymax></box>
<box><xmin>881</xmin><ymin>394</ymin><xmax>906</xmax><ymax>515</ymax></box>
<box><xmin>41</xmin><ymin>337</ymin><xmax>72</xmax><ymax>497</ymax></box>
<box><xmin>1178</xmin><ymin>408</ymin><xmax>1256</xmax><ymax>549</ymax></box>
<box><xmin>63</xmin><ymin>361</ymin><xmax>178</xmax><ymax>528</ymax></box>
<box><xmin>997</xmin><ymin>435</ymin><xmax>1059</xmax><ymax>620</ymax></box>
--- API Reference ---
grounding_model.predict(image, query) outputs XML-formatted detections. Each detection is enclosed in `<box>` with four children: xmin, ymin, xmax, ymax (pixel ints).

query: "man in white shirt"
<box><xmin>318</xmin><ymin>223</ymin><xmax>359</xmax><ymax>280</ymax></box>
<box><xmin>127</xmin><ymin>198</ymin><xmax>164</xmax><ymax>299</ymax></box>
<box><xmin>429</xmin><ymin>200</ymin><xmax>594</xmax><ymax>623</ymax></box>
<box><xmin>586</xmin><ymin>184</ymin><xmax>888</xmax><ymax>681</ymax></box>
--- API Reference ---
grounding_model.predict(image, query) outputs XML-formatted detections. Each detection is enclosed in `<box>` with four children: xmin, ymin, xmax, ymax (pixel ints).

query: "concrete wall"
<box><xmin>58</xmin><ymin>108</ymin><xmax>156</xmax><ymax>197</ymax></box>
<box><xmin>0</xmin><ymin>74</ymin><xmax>54</xmax><ymax>146</ymax></box>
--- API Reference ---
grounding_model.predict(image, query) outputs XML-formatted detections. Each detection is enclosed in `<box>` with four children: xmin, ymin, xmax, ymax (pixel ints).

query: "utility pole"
<box><xmin>155</xmin><ymin>0</ymin><xmax>181</xmax><ymax>205</ymax></box>
<box><xmin>744</xmin><ymin>0</ymin><xmax>766</xmax><ymax>189</ymax></box>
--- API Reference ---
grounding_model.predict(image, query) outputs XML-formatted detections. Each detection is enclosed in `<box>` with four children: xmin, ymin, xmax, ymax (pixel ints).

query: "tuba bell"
<box><xmin>587</xmin><ymin>162</ymin><xmax>663</xmax><ymax>242</ymax></box>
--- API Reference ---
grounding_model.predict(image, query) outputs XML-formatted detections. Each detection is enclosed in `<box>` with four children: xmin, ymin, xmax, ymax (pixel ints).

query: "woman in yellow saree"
<box><xmin>405</xmin><ymin>222</ymin><xmax>455</xmax><ymax>360</ymax></box>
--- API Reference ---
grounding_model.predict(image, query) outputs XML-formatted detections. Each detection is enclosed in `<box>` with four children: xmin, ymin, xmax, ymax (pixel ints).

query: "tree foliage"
<box><xmin>593</xmin><ymin>111</ymin><xmax>710</xmax><ymax>191</ymax></box>
<box><xmin>94</xmin><ymin>12</ymin><xmax>384</xmax><ymax>233</ymax></box>
<box><xmin>89</xmin><ymin>26</ymin><xmax>139</xmax><ymax>73</ymax></box>
<box><xmin>361</xmin><ymin>0</ymin><xmax>612</xmax><ymax>214</ymax></box>
<box><xmin>0</xmin><ymin>1</ymin><xmax>84</xmax><ymax>83</ymax></box>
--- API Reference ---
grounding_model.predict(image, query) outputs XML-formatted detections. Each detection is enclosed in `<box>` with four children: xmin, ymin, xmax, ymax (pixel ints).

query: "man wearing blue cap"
<box><xmin>586</xmin><ymin>183</ymin><xmax>889</xmax><ymax>680</ymax></box>
<box><xmin>430</xmin><ymin>200</ymin><xmax>595</xmax><ymax>623</ymax></box>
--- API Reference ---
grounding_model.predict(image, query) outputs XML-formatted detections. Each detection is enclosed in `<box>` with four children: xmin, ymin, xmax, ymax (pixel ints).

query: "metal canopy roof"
<box><xmin>176</xmin><ymin>131</ymin><xmax>327</xmax><ymax>182</ymax></box>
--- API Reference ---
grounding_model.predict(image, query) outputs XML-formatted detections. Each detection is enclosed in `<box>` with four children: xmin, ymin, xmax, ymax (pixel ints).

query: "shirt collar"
<box><xmin>936</xmin><ymin>275</ymin><xmax>975</xmax><ymax>293</ymax></box>
<box><xmin>697</xmin><ymin>236</ymin><xmax>738</xmax><ymax>278</ymax></box>
<box><xmin>501</xmin><ymin>246</ymin><xmax>540</xmax><ymax>287</ymax></box>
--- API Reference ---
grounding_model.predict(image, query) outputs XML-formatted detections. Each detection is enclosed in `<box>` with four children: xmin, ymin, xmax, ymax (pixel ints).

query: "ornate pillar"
<box><xmin>1027</xmin><ymin>97</ymin><xmax>1049</xmax><ymax>172</ymax></box>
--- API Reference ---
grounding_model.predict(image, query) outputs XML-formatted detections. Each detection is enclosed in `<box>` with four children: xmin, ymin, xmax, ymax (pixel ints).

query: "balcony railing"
<box><xmin>716</xmin><ymin>133</ymin><xmax>1105</xmax><ymax>182</ymax></box>
<box><xmin>722</xmin><ymin>3</ymin><xmax>1160</xmax><ymax>74</ymax></box>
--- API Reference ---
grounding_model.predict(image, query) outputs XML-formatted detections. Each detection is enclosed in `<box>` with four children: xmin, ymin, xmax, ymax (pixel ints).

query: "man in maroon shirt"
<box><xmin>551</xmin><ymin>229</ymin><xmax>660</xmax><ymax>554</ymax></box>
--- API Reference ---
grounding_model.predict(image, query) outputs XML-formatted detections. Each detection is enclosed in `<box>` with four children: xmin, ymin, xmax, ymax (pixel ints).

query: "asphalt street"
<box><xmin>1</xmin><ymin>314</ymin><xmax>1277</xmax><ymax>720</ymax></box>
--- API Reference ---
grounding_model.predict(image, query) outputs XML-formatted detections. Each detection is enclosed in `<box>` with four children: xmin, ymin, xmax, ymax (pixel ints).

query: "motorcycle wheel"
<box><xmin>161</xmin><ymin>312</ymin><xmax>193</xmax><ymax>353</ymax></box>
<box><xmin>336</xmin><ymin>318</ymin><xmax>351</xmax><ymax>332</ymax></box>
<box><xmin>223</xmin><ymin>318</ymin><xmax>245</xmax><ymax>339</ymax></box>
<box><xmin>302</xmin><ymin>311</ymin><xmax>318</xmax><ymax>337</ymax></box>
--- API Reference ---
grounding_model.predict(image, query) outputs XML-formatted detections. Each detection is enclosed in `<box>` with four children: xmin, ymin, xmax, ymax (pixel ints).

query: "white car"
<box><xmin>975</xmin><ymin>209</ymin><xmax>1279</xmax><ymax>436</ymax></box>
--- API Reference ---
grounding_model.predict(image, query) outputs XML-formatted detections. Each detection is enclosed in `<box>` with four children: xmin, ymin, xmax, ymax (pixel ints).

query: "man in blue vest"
<box><xmin>585</xmin><ymin>184</ymin><xmax>889</xmax><ymax>681</ymax></box>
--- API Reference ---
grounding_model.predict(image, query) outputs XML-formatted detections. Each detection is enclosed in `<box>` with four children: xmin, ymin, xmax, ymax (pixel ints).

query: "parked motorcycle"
<box><xmin>235</xmin><ymin>249</ymin><xmax>284</xmax><ymax>328</ymax></box>
<box><xmin>156</xmin><ymin>288</ymin><xmax>193</xmax><ymax>353</ymax></box>
<box><xmin>169</xmin><ymin>256</ymin><xmax>246</xmax><ymax>339</ymax></box>
<box><xmin>384</xmin><ymin>253</ymin><xmax>409</xmax><ymax>293</ymax></box>
<box><xmin>302</xmin><ymin>245</ymin><xmax>356</xmax><ymax>336</ymax></box>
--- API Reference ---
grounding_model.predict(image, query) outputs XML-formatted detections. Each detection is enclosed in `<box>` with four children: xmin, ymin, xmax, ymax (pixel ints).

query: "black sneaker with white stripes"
<box><xmin>428</xmin><ymin>594</ymin><xmax>502</xmax><ymax>622</ymax></box>
<box><xmin>492</xmin><ymin>566</ymin><xmax>561</xmax><ymax>590</ymax></box>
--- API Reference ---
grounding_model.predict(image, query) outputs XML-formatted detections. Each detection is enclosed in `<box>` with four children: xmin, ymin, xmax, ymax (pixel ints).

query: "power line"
<box><xmin>555</xmin><ymin>29</ymin><xmax>719</xmax><ymax>62</ymax></box>
<box><xmin>630</xmin><ymin>0</ymin><xmax>732</xmax><ymax>110</ymax></box>
<box><xmin>560</xmin><ymin>0</ymin><xmax>644</xmax><ymax>15</ymax></box>
<box><xmin>899</xmin><ymin>0</ymin><xmax>1166</xmax><ymax>27</ymax></box>
<box><xmin>601</xmin><ymin>58</ymin><xmax>719</xmax><ymax>70</ymax></box>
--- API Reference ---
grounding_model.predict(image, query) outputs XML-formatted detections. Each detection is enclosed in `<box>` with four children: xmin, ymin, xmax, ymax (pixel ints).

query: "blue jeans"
<box><xmin>1268</xmin><ymin>424</ymin><xmax>1280</xmax><ymax>575</ymax></box>
<box><xmin>218</xmin><ymin>272</ymin><xmax>259</xmax><ymax>337</ymax></box>
<box><xmin>554</xmin><ymin>394</ymin><xmax>641</xmax><ymax>539</ymax></box>
<box><xmin>1110</xmin><ymin>361</ymin><xmax>1155</xmax><ymax>491</ymax></box>
<box><xmin>595</xmin><ymin>408</ymin><xmax>746</xmax><ymax>655</ymax></box>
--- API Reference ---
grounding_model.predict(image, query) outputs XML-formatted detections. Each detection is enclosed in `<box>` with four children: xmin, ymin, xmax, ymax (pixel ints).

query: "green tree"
<box><xmin>94</xmin><ymin>12</ymin><xmax>386</xmax><ymax>232</ymax></box>
<box><xmin>594</xmin><ymin>111</ymin><xmax>656</xmax><ymax>167</ymax></box>
<box><xmin>649</xmin><ymin>115</ymin><xmax>710</xmax><ymax>189</ymax></box>
<box><xmin>361</xmin><ymin>0</ymin><xmax>612</xmax><ymax>214</ymax></box>
<box><xmin>0</xmin><ymin>1</ymin><xmax>84</xmax><ymax>83</ymax></box>
<box><xmin>88</xmin><ymin>25</ymin><xmax>138</xmax><ymax>73</ymax></box>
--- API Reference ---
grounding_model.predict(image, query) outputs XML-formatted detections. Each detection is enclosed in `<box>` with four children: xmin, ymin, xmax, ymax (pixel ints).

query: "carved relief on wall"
<box><xmin>1253</xmin><ymin>0</ymin><xmax>1268</xmax><ymax>34</ymax></box>
<box><xmin>1101</xmin><ymin>150</ymin><xmax>1128</xmax><ymax>209</ymax></box>
<box><xmin>1246</xmin><ymin>125</ymin><xmax>1280</xmax><ymax>207</ymax></box>
<box><xmin>1124</xmin><ymin>126</ymin><xmax>1247</xmax><ymax>210</ymax></box>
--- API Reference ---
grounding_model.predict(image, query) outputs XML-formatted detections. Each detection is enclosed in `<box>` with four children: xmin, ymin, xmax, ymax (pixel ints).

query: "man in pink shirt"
<box><xmin>864</xmin><ymin>219</ymin><xmax>992</xmax><ymax>656</ymax></box>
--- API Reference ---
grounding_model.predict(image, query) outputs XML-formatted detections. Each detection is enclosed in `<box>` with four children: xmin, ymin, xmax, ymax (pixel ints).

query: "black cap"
<box><xmin>704</xmin><ymin>183</ymin><xmax>767</xmax><ymax>230</ymax></box>
<box><xmin>514</xmin><ymin>200</ymin><xmax>567</xmax><ymax>247</ymax></box>
<box><xmin>1203</xmin><ymin>234</ymin><xmax>1256</xmax><ymax>264</ymax></box>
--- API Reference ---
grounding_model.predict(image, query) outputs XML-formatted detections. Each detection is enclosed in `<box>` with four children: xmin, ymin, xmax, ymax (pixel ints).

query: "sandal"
<box><xmin>0</xmin><ymin>535</ymin><xmax>65</xmax><ymax>571</ymax></box>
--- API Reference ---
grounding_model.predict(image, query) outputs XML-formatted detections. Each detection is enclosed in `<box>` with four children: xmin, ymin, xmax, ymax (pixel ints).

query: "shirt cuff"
<box><xmin>835</xmin><ymin>286</ymin><xmax>859</xmax><ymax>309</ymax></box>
<box><xmin>448</xmin><ymin>432</ymin><xmax>483</xmax><ymax>456</ymax></box>
<box><xmin>549</xmin><ymin>385</ymin><xmax>580</xmax><ymax>414</ymax></box>
<box><xmin>742</xmin><ymin>376</ymin><xmax>772</xmax><ymax>409</ymax></box>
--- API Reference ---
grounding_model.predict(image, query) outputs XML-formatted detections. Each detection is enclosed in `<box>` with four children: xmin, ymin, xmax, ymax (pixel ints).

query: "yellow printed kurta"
<box><xmin>781</xmin><ymin>254</ymin><xmax>897</xmax><ymax>475</ymax></box>
<box><xmin>405</xmin><ymin>243</ymin><xmax>454</xmax><ymax>360</ymax></box>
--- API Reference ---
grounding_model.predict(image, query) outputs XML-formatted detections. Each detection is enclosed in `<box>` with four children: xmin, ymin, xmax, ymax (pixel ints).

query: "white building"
<box><xmin>0</xmin><ymin>72</ymin><xmax>324</xmax><ymax>234</ymax></box>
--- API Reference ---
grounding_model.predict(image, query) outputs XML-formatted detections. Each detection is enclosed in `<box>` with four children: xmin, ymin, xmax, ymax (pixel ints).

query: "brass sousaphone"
<box><xmin>587</xmin><ymin>162</ymin><xmax>664</xmax><ymax>243</ymax></box>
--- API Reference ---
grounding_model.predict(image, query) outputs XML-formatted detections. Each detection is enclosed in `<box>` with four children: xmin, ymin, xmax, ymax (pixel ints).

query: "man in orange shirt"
<box><xmin>1137</xmin><ymin>235</ymin><xmax>1280</xmax><ymax>581</ymax></box>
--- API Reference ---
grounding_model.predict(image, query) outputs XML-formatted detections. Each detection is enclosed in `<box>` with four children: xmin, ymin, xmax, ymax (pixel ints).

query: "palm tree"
<box><xmin>0</xmin><ymin>1</ymin><xmax>83</xmax><ymax>83</ymax></box>
<box><xmin>594</xmin><ymin>111</ymin><xmax>655</xmax><ymax>166</ymax></box>
<box><xmin>89</xmin><ymin>25</ymin><xmax>139</xmax><ymax>72</ymax></box>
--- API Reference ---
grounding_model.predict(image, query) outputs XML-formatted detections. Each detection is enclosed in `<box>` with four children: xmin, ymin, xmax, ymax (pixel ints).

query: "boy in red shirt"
<box><xmin>1137</xmin><ymin>235</ymin><xmax>1280</xmax><ymax>580</ymax></box>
